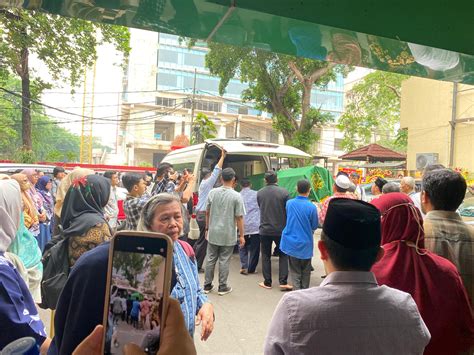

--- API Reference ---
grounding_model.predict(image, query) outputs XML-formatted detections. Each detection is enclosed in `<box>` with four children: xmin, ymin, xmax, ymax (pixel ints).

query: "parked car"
<box><xmin>0</xmin><ymin>163</ymin><xmax>56</xmax><ymax>175</ymax></box>
<box><xmin>161</xmin><ymin>138</ymin><xmax>311</xmax><ymax>190</ymax></box>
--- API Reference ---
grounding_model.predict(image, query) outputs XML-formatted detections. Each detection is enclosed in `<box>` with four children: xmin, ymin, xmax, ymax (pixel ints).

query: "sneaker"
<box><xmin>203</xmin><ymin>284</ymin><xmax>214</xmax><ymax>294</ymax></box>
<box><xmin>279</xmin><ymin>284</ymin><xmax>293</xmax><ymax>291</ymax></box>
<box><xmin>218</xmin><ymin>286</ymin><xmax>233</xmax><ymax>296</ymax></box>
<box><xmin>240</xmin><ymin>268</ymin><xmax>248</xmax><ymax>275</ymax></box>
<box><xmin>258</xmin><ymin>282</ymin><xmax>272</xmax><ymax>289</ymax></box>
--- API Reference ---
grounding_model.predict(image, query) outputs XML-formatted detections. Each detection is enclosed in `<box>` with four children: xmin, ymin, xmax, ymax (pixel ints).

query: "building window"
<box><xmin>159</xmin><ymin>49</ymin><xmax>179</xmax><ymax>64</ymax></box>
<box><xmin>266</xmin><ymin>129</ymin><xmax>278</xmax><ymax>143</ymax></box>
<box><xmin>184</xmin><ymin>99</ymin><xmax>221</xmax><ymax>112</ymax></box>
<box><xmin>183</xmin><ymin>52</ymin><xmax>205</xmax><ymax>68</ymax></box>
<box><xmin>155</xmin><ymin>97</ymin><xmax>177</xmax><ymax>107</ymax></box>
<box><xmin>334</xmin><ymin>138</ymin><xmax>344</xmax><ymax>151</ymax></box>
<box><xmin>157</xmin><ymin>72</ymin><xmax>178</xmax><ymax>88</ymax></box>
<box><xmin>154</xmin><ymin>122</ymin><xmax>175</xmax><ymax>141</ymax></box>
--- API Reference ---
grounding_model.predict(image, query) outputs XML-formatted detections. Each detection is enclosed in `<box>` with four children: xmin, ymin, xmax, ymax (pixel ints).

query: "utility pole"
<box><xmin>449</xmin><ymin>82</ymin><xmax>458</xmax><ymax>168</ymax></box>
<box><xmin>234</xmin><ymin>114</ymin><xmax>240</xmax><ymax>138</ymax></box>
<box><xmin>190</xmin><ymin>68</ymin><xmax>197</xmax><ymax>140</ymax></box>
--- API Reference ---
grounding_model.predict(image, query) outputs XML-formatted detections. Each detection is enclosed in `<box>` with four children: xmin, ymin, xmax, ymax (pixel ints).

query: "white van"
<box><xmin>161</xmin><ymin>139</ymin><xmax>311</xmax><ymax>188</ymax></box>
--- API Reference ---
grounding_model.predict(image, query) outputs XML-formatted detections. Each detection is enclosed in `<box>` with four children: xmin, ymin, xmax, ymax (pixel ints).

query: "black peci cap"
<box><xmin>374</xmin><ymin>177</ymin><xmax>388</xmax><ymax>190</ymax></box>
<box><xmin>323</xmin><ymin>198</ymin><xmax>381</xmax><ymax>250</ymax></box>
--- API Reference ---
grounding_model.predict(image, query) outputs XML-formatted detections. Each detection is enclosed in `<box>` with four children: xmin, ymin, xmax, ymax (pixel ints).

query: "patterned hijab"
<box><xmin>0</xmin><ymin>180</ymin><xmax>21</xmax><ymax>252</ymax></box>
<box><xmin>61</xmin><ymin>174</ymin><xmax>111</xmax><ymax>238</ymax></box>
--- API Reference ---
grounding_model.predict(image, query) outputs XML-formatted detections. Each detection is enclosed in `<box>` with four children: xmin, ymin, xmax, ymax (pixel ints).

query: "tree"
<box><xmin>0</xmin><ymin>8</ymin><xmax>130</xmax><ymax>151</ymax></box>
<box><xmin>205</xmin><ymin>43</ymin><xmax>350</xmax><ymax>153</ymax></box>
<box><xmin>0</xmin><ymin>73</ymin><xmax>82</xmax><ymax>162</ymax></box>
<box><xmin>191</xmin><ymin>112</ymin><xmax>217</xmax><ymax>144</ymax></box>
<box><xmin>337</xmin><ymin>71</ymin><xmax>408</xmax><ymax>152</ymax></box>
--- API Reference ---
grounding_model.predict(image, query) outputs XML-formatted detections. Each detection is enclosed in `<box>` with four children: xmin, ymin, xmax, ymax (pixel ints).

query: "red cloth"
<box><xmin>371</xmin><ymin>193</ymin><xmax>474</xmax><ymax>355</ymax></box>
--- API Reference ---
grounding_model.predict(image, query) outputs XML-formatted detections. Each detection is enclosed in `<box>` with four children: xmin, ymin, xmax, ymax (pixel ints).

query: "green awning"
<box><xmin>2</xmin><ymin>0</ymin><xmax>473</xmax><ymax>84</ymax></box>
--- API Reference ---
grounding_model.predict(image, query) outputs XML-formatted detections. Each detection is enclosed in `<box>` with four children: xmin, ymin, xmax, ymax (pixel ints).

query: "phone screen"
<box><xmin>104</xmin><ymin>235</ymin><xmax>171</xmax><ymax>355</ymax></box>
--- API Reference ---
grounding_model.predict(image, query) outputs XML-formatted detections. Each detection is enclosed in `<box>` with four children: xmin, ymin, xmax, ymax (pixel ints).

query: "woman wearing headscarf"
<box><xmin>11</xmin><ymin>173</ymin><xmax>40</xmax><ymax>236</ymax></box>
<box><xmin>49</xmin><ymin>193</ymin><xmax>214</xmax><ymax>355</ymax></box>
<box><xmin>22</xmin><ymin>169</ymin><xmax>46</xmax><ymax>224</ymax></box>
<box><xmin>371</xmin><ymin>193</ymin><xmax>474</xmax><ymax>355</ymax></box>
<box><xmin>60</xmin><ymin>174</ymin><xmax>112</xmax><ymax>267</ymax></box>
<box><xmin>53</xmin><ymin>168</ymin><xmax>93</xmax><ymax>235</ymax></box>
<box><xmin>0</xmin><ymin>179</ymin><xmax>51</xmax><ymax>351</ymax></box>
<box><xmin>36</xmin><ymin>175</ymin><xmax>54</xmax><ymax>250</ymax></box>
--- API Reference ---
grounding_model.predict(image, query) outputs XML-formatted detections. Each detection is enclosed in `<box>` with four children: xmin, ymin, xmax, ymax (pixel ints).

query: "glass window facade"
<box><xmin>155</xmin><ymin>33</ymin><xmax>343</xmax><ymax>121</ymax></box>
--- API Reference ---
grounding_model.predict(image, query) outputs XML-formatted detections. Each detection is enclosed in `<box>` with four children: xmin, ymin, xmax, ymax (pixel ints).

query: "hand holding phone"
<box><xmin>102</xmin><ymin>232</ymin><xmax>173</xmax><ymax>354</ymax></box>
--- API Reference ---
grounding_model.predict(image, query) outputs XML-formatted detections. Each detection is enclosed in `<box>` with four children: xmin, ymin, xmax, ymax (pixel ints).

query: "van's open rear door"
<box><xmin>205</xmin><ymin>139</ymin><xmax>311</xmax><ymax>159</ymax></box>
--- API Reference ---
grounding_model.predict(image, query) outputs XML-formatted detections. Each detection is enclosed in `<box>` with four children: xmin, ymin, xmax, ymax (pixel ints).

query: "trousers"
<box><xmin>260</xmin><ymin>235</ymin><xmax>289</xmax><ymax>287</ymax></box>
<box><xmin>204</xmin><ymin>243</ymin><xmax>234</xmax><ymax>290</ymax></box>
<box><xmin>239</xmin><ymin>234</ymin><xmax>260</xmax><ymax>273</ymax></box>
<box><xmin>193</xmin><ymin>211</ymin><xmax>208</xmax><ymax>269</ymax></box>
<box><xmin>288</xmin><ymin>256</ymin><xmax>312</xmax><ymax>290</ymax></box>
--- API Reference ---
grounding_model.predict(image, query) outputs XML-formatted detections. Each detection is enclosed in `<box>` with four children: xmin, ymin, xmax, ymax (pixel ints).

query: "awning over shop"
<box><xmin>339</xmin><ymin>144</ymin><xmax>406</xmax><ymax>162</ymax></box>
<box><xmin>1</xmin><ymin>0</ymin><xmax>473</xmax><ymax>84</ymax></box>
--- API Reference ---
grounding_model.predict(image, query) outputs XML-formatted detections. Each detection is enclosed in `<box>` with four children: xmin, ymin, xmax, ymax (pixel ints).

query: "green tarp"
<box><xmin>248</xmin><ymin>166</ymin><xmax>334</xmax><ymax>202</ymax></box>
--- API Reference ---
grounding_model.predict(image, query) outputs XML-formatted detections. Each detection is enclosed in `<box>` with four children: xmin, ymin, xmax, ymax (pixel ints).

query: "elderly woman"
<box><xmin>371</xmin><ymin>193</ymin><xmax>474</xmax><ymax>355</ymax></box>
<box><xmin>0</xmin><ymin>179</ymin><xmax>50</xmax><ymax>351</ymax></box>
<box><xmin>49</xmin><ymin>193</ymin><xmax>214</xmax><ymax>355</ymax></box>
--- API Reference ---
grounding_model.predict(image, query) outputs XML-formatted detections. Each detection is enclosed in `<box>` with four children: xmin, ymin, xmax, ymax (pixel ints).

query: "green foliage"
<box><xmin>0</xmin><ymin>74</ymin><xmax>81</xmax><ymax>162</ymax></box>
<box><xmin>191</xmin><ymin>112</ymin><xmax>217</xmax><ymax>144</ymax></box>
<box><xmin>113</xmin><ymin>251</ymin><xmax>146</xmax><ymax>289</ymax></box>
<box><xmin>0</xmin><ymin>8</ymin><xmax>130</xmax><ymax>149</ymax></box>
<box><xmin>205</xmin><ymin>42</ymin><xmax>351</xmax><ymax>155</ymax></box>
<box><xmin>13</xmin><ymin>148</ymin><xmax>36</xmax><ymax>164</ymax></box>
<box><xmin>337</xmin><ymin>71</ymin><xmax>408</xmax><ymax>152</ymax></box>
<box><xmin>0</xmin><ymin>8</ymin><xmax>130</xmax><ymax>88</ymax></box>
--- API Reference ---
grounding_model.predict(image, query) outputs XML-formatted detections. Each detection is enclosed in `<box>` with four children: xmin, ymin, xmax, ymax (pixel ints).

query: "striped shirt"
<box><xmin>171</xmin><ymin>241</ymin><xmax>209</xmax><ymax>335</ymax></box>
<box><xmin>195</xmin><ymin>166</ymin><xmax>222</xmax><ymax>212</ymax></box>
<box><xmin>424</xmin><ymin>210</ymin><xmax>474</xmax><ymax>305</ymax></box>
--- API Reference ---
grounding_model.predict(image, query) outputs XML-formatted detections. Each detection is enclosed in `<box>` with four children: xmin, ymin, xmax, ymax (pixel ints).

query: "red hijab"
<box><xmin>371</xmin><ymin>193</ymin><xmax>474</xmax><ymax>355</ymax></box>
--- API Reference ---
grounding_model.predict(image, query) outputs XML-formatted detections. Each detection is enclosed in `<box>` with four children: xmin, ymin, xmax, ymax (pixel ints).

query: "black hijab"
<box><xmin>61</xmin><ymin>174</ymin><xmax>111</xmax><ymax>238</ymax></box>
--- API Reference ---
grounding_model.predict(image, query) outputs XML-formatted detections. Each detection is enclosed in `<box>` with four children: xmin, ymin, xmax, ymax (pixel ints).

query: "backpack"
<box><xmin>39</xmin><ymin>230</ymin><xmax>70</xmax><ymax>310</ymax></box>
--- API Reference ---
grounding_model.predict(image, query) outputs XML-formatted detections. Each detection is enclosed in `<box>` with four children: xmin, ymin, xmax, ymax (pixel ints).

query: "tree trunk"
<box><xmin>20</xmin><ymin>45</ymin><xmax>32</xmax><ymax>150</ymax></box>
<box><xmin>299</xmin><ymin>82</ymin><xmax>313</xmax><ymax>131</ymax></box>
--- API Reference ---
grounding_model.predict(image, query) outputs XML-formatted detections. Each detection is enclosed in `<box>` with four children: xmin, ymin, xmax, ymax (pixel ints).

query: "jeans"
<box><xmin>239</xmin><ymin>234</ymin><xmax>260</xmax><ymax>273</ymax></box>
<box><xmin>204</xmin><ymin>243</ymin><xmax>234</xmax><ymax>290</ymax></box>
<box><xmin>193</xmin><ymin>211</ymin><xmax>208</xmax><ymax>269</ymax></box>
<box><xmin>288</xmin><ymin>256</ymin><xmax>312</xmax><ymax>290</ymax></box>
<box><xmin>260</xmin><ymin>235</ymin><xmax>289</xmax><ymax>287</ymax></box>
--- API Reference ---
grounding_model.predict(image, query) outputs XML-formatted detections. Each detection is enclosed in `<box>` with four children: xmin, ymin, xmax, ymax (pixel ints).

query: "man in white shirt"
<box><xmin>264</xmin><ymin>198</ymin><xmax>430</xmax><ymax>355</ymax></box>
<box><xmin>103</xmin><ymin>171</ymin><xmax>120</xmax><ymax>230</ymax></box>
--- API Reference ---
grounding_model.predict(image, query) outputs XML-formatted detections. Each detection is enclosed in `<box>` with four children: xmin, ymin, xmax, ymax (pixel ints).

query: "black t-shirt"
<box><xmin>257</xmin><ymin>184</ymin><xmax>289</xmax><ymax>236</ymax></box>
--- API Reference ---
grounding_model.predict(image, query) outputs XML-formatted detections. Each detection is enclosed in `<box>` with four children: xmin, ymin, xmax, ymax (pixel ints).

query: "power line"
<box><xmin>0</xmin><ymin>92</ymin><xmax>188</xmax><ymax>123</ymax></box>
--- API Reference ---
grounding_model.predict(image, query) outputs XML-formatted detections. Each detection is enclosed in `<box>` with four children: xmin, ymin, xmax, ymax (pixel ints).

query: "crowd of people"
<box><xmin>0</xmin><ymin>157</ymin><xmax>473</xmax><ymax>354</ymax></box>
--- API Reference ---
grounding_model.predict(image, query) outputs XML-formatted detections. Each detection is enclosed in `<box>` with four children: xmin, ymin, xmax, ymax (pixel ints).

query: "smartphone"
<box><xmin>102</xmin><ymin>231</ymin><xmax>173</xmax><ymax>354</ymax></box>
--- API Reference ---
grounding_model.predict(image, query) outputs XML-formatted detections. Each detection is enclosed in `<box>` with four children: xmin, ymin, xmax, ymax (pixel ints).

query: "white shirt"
<box><xmin>264</xmin><ymin>271</ymin><xmax>430</xmax><ymax>355</ymax></box>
